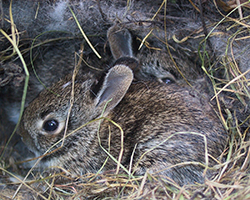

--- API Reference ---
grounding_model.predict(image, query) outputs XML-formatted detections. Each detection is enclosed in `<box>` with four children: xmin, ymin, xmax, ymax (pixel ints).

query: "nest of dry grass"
<box><xmin>1</xmin><ymin>0</ymin><xmax>250</xmax><ymax>199</ymax></box>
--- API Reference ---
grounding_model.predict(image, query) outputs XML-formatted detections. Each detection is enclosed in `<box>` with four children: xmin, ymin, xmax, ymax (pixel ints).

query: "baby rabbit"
<box><xmin>18</xmin><ymin>25</ymin><xmax>227</xmax><ymax>186</ymax></box>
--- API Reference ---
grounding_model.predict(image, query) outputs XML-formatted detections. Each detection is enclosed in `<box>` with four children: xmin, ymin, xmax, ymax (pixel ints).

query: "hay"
<box><xmin>0</xmin><ymin>0</ymin><xmax>250</xmax><ymax>199</ymax></box>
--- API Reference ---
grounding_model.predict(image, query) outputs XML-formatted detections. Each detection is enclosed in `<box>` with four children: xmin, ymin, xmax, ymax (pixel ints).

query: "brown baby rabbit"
<box><xmin>18</xmin><ymin>64</ymin><xmax>227</xmax><ymax>185</ymax></box>
<box><xmin>18</xmin><ymin>25</ymin><xmax>227</xmax><ymax>186</ymax></box>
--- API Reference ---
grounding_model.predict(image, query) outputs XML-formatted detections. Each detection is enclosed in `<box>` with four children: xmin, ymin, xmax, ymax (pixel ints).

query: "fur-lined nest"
<box><xmin>1</xmin><ymin>0</ymin><xmax>250</xmax><ymax>199</ymax></box>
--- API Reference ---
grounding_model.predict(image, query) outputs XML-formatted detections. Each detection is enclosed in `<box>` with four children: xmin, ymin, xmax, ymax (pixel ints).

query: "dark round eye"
<box><xmin>43</xmin><ymin>119</ymin><xmax>59</xmax><ymax>132</ymax></box>
<box><xmin>161</xmin><ymin>77</ymin><xmax>175</xmax><ymax>84</ymax></box>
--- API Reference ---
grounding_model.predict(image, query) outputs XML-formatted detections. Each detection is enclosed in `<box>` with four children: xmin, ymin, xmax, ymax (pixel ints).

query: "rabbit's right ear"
<box><xmin>95</xmin><ymin>64</ymin><xmax>133</xmax><ymax>116</ymax></box>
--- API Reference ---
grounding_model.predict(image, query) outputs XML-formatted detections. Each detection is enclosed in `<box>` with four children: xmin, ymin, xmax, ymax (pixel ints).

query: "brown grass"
<box><xmin>1</xmin><ymin>0</ymin><xmax>250</xmax><ymax>199</ymax></box>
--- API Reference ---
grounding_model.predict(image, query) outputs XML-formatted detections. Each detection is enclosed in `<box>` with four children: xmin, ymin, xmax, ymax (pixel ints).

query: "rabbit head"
<box><xmin>19</xmin><ymin>65</ymin><xmax>133</xmax><ymax>161</ymax></box>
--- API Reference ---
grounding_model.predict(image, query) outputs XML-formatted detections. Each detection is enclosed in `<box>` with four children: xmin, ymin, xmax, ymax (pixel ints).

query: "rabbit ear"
<box><xmin>107</xmin><ymin>25</ymin><xmax>133</xmax><ymax>60</ymax></box>
<box><xmin>95</xmin><ymin>64</ymin><xmax>133</xmax><ymax>115</ymax></box>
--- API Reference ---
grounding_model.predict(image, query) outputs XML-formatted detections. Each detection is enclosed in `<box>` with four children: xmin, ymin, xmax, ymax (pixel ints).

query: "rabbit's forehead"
<box><xmin>39</xmin><ymin>108</ymin><xmax>68</xmax><ymax>119</ymax></box>
<box><xmin>23</xmin><ymin>97</ymin><xmax>69</xmax><ymax>123</ymax></box>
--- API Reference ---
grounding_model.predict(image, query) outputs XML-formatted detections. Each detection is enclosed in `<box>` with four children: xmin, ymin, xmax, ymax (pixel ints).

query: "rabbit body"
<box><xmin>19</xmin><ymin>63</ymin><xmax>227</xmax><ymax>185</ymax></box>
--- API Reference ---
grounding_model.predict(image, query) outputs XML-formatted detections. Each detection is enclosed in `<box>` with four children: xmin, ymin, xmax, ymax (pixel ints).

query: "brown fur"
<box><xmin>19</xmin><ymin>65</ymin><xmax>227</xmax><ymax>185</ymax></box>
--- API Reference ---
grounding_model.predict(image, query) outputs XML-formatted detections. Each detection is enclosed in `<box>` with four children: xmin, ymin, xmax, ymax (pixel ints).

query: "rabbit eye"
<box><xmin>161</xmin><ymin>77</ymin><xmax>175</xmax><ymax>84</ymax></box>
<box><xmin>43</xmin><ymin>119</ymin><xmax>59</xmax><ymax>132</ymax></box>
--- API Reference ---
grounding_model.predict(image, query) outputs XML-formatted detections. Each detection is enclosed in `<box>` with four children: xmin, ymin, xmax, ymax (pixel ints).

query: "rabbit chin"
<box><xmin>27</xmin><ymin>146</ymin><xmax>64</xmax><ymax>170</ymax></box>
<box><xmin>26</xmin><ymin>146</ymin><xmax>42</xmax><ymax>160</ymax></box>
<box><xmin>24</xmin><ymin>150</ymin><xmax>64</xmax><ymax>172</ymax></box>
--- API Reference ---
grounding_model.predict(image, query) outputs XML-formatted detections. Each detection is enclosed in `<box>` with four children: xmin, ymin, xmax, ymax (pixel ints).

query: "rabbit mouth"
<box><xmin>23</xmin><ymin>140</ymin><xmax>42</xmax><ymax>158</ymax></box>
<box><xmin>20</xmin><ymin>133</ymin><xmax>44</xmax><ymax>158</ymax></box>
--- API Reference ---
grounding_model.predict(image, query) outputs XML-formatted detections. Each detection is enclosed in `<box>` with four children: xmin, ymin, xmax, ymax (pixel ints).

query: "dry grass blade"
<box><xmin>68</xmin><ymin>6</ymin><xmax>101</xmax><ymax>59</ymax></box>
<box><xmin>211</xmin><ymin>69</ymin><xmax>250</xmax><ymax>101</ymax></box>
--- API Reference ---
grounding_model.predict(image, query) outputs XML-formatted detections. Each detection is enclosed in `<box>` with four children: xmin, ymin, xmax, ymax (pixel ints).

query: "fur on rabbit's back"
<box><xmin>100</xmin><ymin>81</ymin><xmax>227</xmax><ymax>184</ymax></box>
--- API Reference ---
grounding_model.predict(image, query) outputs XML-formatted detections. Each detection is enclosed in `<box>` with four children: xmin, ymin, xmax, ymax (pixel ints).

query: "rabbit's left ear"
<box><xmin>95</xmin><ymin>64</ymin><xmax>133</xmax><ymax>116</ymax></box>
<box><xmin>107</xmin><ymin>25</ymin><xmax>133</xmax><ymax>60</ymax></box>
